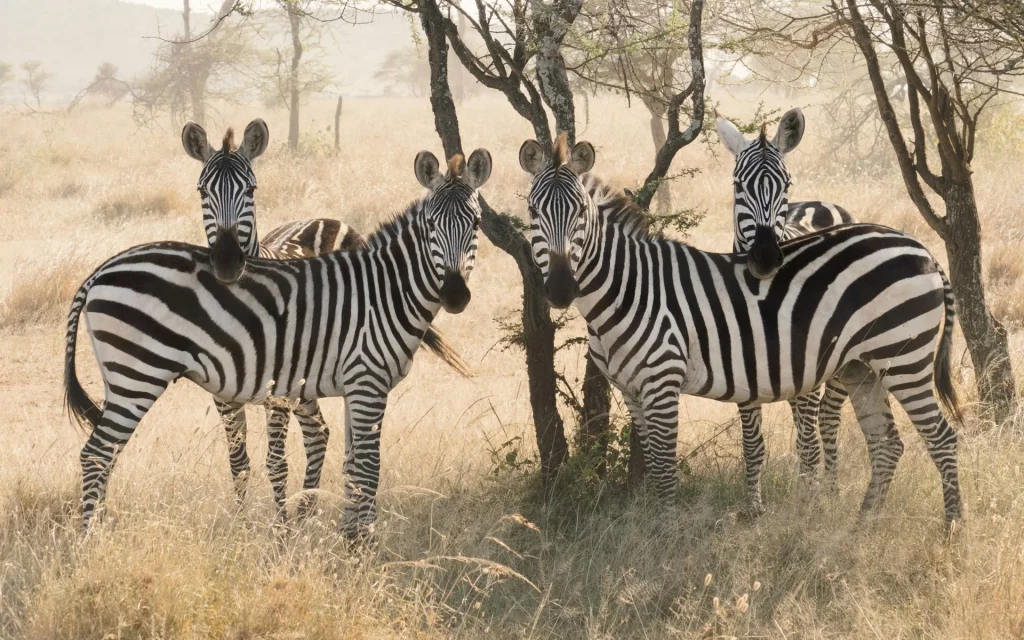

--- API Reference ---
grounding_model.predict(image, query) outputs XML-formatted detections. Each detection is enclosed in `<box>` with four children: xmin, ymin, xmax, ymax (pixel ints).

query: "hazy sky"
<box><xmin>122</xmin><ymin>0</ymin><xmax>256</xmax><ymax>11</ymax></box>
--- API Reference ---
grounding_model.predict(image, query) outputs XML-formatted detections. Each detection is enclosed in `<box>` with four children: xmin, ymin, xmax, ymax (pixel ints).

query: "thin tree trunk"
<box><xmin>579</xmin><ymin>352</ymin><xmax>611</xmax><ymax>475</ymax></box>
<box><xmin>287</xmin><ymin>7</ymin><xmax>303</xmax><ymax>152</ymax></box>
<box><xmin>182</xmin><ymin>0</ymin><xmax>206</xmax><ymax>126</ymax></box>
<box><xmin>944</xmin><ymin>180</ymin><xmax>1016</xmax><ymax>420</ymax></box>
<box><xmin>419</xmin><ymin>0</ymin><xmax>569</xmax><ymax>480</ymax></box>
<box><xmin>334</xmin><ymin>96</ymin><xmax>342</xmax><ymax>152</ymax></box>
<box><xmin>648</xmin><ymin>111</ymin><xmax>670</xmax><ymax>214</ymax></box>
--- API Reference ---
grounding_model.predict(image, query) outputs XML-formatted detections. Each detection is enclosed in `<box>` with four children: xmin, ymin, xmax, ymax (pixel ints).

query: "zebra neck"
<box><xmin>367</xmin><ymin>210</ymin><xmax>443</xmax><ymax>328</ymax></box>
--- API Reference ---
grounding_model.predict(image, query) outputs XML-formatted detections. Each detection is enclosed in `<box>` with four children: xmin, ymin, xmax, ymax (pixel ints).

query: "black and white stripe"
<box><xmin>520</xmin><ymin>136</ymin><xmax>962</xmax><ymax>528</ymax></box>
<box><xmin>718</xmin><ymin>109</ymin><xmax>859</xmax><ymax>489</ymax></box>
<box><xmin>65</xmin><ymin>148</ymin><xmax>492</xmax><ymax>539</ymax></box>
<box><xmin>183</xmin><ymin>120</ymin><xmax>368</xmax><ymax>519</ymax></box>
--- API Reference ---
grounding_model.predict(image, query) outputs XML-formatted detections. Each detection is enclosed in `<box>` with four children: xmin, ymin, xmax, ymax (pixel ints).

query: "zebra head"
<box><xmin>519</xmin><ymin>133</ymin><xmax>596</xmax><ymax>310</ymax></box>
<box><xmin>717</xmin><ymin>107</ymin><xmax>805</xmax><ymax>280</ymax></box>
<box><xmin>181</xmin><ymin>118</ymin><xmax>269</xmax><ymax>284</ymax></box>
<box><xmin>413</xmin><ymin>148</ymin><xmax>492</xmax><ymax>314</ymax></box>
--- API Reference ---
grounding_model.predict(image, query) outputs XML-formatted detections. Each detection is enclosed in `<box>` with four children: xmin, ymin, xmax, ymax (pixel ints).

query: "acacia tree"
<box><xmin>390</xmin><ymin>0</ymin><xmax>706</xmax><ymax>483</ymax></box>
<box><xmin>21</xmin><ymin>61</ymin><xmax>51</xmax><ymax>107</ymax></box>
<box><xmin>718</xmin><ymin>0</ymin><xmax>1023</xmax><ymax>423</ymax></box>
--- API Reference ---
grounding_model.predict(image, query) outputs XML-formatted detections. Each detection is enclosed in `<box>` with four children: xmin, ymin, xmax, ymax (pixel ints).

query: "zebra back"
<box><xmin>261</xmin><ymin>219</ymin><xmax>366</xmax><ymax>259</ymax></box>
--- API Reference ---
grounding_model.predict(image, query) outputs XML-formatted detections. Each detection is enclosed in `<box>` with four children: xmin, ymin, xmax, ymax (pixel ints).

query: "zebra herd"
<box><xmin>64</xmin><ymin>109</ymin><xmax>963</xmax><ymax>540</ymax></box>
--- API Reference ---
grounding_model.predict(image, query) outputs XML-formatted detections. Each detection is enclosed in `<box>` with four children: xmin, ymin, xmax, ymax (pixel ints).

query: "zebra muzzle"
<box><xmin>747</xmin><ymin>226</ymin><xmax>784</xmax><ymax>280</ymax></box>
<box><xmin>440</xmin><ymin>271</ymin><xmax>471</xmax><ymax>314</ymax></box>
<box><xmin>544</xmin><ymin>253</ymin><xmax>579</xmax><ymax>309</ymax></box>
<box><xmin>211</xmin><ymin>228</ymin><xmax>246</xmax><ymax>284</ymax></box>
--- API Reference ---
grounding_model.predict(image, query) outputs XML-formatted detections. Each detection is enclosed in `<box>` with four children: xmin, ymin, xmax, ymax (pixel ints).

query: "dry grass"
<box><xmin>1</xmin><ymin>97</ymin><xmax>1023</xmax><ymax>639</ymax></box>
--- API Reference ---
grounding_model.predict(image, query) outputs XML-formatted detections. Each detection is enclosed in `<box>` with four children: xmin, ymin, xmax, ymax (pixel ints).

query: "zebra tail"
<box><xmin>64</xmin><ymin>274</ymin><xmax>102</xmax><ymax>434</ymax></box>
<box><xmin>934</xmin><ymin>266</ymin><xmax>963</xmax><ymax>425</ymax></box>
<box><xmin>422</xmin><ymin>326</ymin><xmax>472</xmax><ymax>378</ymax></box>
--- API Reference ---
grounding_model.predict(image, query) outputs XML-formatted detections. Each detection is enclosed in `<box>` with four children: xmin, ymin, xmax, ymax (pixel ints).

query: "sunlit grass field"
<box><xmin>1</xmin><ymin>94</ymin><xmax>1023</xmax><ymax>638</ymax></box>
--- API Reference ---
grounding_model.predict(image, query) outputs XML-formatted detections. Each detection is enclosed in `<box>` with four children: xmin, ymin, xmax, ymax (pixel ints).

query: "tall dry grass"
<box><xmin>1</xmin><ymin>96</ymin><xmax>1023</xmax><ymax>638</ymax></box>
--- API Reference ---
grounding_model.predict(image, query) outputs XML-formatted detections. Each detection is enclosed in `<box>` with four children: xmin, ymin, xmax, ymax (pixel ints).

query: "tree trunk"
<box><xmin>579</xmin><ymin>352</ymin><xmax>611</xmax><ymax>475</ymax></box>
<box><xmin>943</xmin><ymin>180</ymin><xmax>1016</xmax><ymax>421</ymax></box>
<box><xmin>181</xmin><ymin>0</ymin><xmax>206</xmax><ymax>126</ymax></box>
<box><xmin>648</xmin><ymin>111</ymin><xmax>671</xmax><ymax>214</ymax></box>
<box><xmin>287</xmin><ymin>7</ymin><xmax>303</xmax><ymax>152</ymax></box>
<box><xmin>334</xmin><ymin>96</ymin><xmax>342</xmax><ymax>152</ymax></box>
<box><xmin>419</xmin><ymin>0</ymin><xmax>569</xmax><ymax>480</ymax></box>
<box><xmin>627</xmin><ymin>425</ymin><xmax>646</xmax><ymax>490</ymax></box>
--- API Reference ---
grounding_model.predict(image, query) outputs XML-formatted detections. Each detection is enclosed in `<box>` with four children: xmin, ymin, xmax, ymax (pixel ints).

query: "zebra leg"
<box><xmin>265</xmin><ymin>405</ymin><xmax>290</xmax><ymax>521</ymax></box>
<box><xmin>639</xmin><ymin>389</ymin><xmax>681</xmax><ymax>504</ymax></box>
<box><xmin>886</xmin><ymin>384</ymin><xmax>962</xmax><ymax>529</ymax></box>
<box><xmin>81</xmin><ymin>387</ymin><xmax>166</xmax><ymax>533</ymax></box>
<box><xmin>818</xmin><ymin>380</ymin><xmax>849</xmax><ymax>495</ymax></box>
<box><xmin>845</xmin><ymin>379</ymin><xmax>903</xmax><ymax>515</ymax></box>
<box><xmin>788</xmin><ymin>387</ymin><xmax>822</xmax><ymax>480</ymax></box>
<box><xmin>737</xmin><ymin>405</ymin><xmax>767</xmax><ymax>515</ymax></box>
<box><xmin>340</xmin><ymin>395</ymin><xmax>385</xmax><ymax>542</ymax></box>
<box><xmin>294</xmin><ymin>399</ymin><xmax>330</xmax><ymax>518</ymax></box>
<box><xmin>215</xmin><ymin>400</ymin><xmax>251</xmax><ymax>504</ymax></box>
<box><xmin>623</xmin><ymin>395</ymin><xmax>652</xmax><ymax>487</ymax></box>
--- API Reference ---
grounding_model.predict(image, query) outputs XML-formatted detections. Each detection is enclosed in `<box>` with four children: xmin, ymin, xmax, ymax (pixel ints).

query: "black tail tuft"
<box><xmin>64</xmin><ymin>277</ymin><xmax>102</xmax><ymax>434</ymax></box>
<box><xmin>935</xmin><ymin>267</ymin><xmax>963</xmax><ymax>425</ymax></box>
<box><xmin>423</xmin><ymin>326</ymin><xmax>472</xmax><ymax>377</ymax></box>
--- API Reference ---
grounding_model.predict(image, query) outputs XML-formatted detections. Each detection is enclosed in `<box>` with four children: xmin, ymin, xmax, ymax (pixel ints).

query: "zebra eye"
<box><xmin>472</xmin><ymin>218</ymin><xmax>480</xmax><ymax>230</ymax></box>
<box><xmin>246</xmin><ymin>186</ymin><xmax>256</xmax><ymax>197</ymax></box>
<box><xmin>198</xmin><ymin>187</ymin><xmax>208</xmax><ymax>197</ymax></box>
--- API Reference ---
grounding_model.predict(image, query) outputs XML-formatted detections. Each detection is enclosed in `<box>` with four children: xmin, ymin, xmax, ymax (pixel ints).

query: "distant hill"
<box><xmin>0</xmin><ymin>0</ymin><xmax>417</xmax><ymax>102</ymax></box>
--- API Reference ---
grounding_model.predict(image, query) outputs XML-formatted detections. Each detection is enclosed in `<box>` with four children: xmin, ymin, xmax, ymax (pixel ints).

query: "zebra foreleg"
<box><xmin>294</xmin><ymin>399</ymin><xmax>330</xmax><ymax>519</ymax></box>
<box><xmin>737</xmin><ymin>406</ymin><xmax>767</xmax><ymax>515</ymax></box>
<box><xmin>818</xmin><ymin>380</ymin><xmax>849</xmax><ymax>495</ymax></box>
<box><xmin>637</xmin><ymin>389</ymin><xmax>681</xmax><ymax>505</ymax></box>
<box><xmin>340</xmin><ymin>394</ymin><xmax>385</xmax><ymax>543</ymax></box>
<box><xmin>215</xmin><ymin>400</ymin><xmax>251</xmax><ymax>505</ymax></box>
<box><xmin>265</xmin><ymin>404</ymin><xmax>291</xmax><ymax>521</ymax></box>
<box><xmin>787</xmin><ymin>387</ymin><xmax>822</xmax><ymax>481</ymax></box>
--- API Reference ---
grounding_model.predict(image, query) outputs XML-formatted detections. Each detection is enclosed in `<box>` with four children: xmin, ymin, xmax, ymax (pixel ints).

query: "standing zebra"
<box><xmin>519</xmin><ymin>135</ymin><xmax>962</xmax><ymax>528</ymax></box>
<box><xmin>180</xmin><ymin>119</ymin><xmax>367</xmax><ymax>519</ymax></box>
<box><xmin>716</xmin><ymin>108</ymin><xmax>856</xmax><ymax>489</ymax></box>
<box><xmin>65</xmin><ymin>147</ymin><xmax>492</xmax><ymax>538</ymax></box>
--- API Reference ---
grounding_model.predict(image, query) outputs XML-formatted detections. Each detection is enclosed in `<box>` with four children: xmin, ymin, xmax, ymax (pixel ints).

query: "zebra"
<box><xmin>519</xmin><ymin>134</ymin><xmax>963</xmax><ymax>529</ymax></box>
<box><xmin>716</xmin><ymin>108</ymin><xmax>857</xmax><ymax>490</ymax></box>
<box><xmin>64</xmin><ymin>147</ymin><xmax>492</xmax><ymax>539</ymax></box>
<box><xmin>180</xmin><ymin>118</ymin><xmax>370</xmax><ymax>520</ymax></box>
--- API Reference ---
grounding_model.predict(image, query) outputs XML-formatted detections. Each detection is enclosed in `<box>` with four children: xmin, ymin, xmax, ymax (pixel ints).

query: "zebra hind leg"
<box><xmin>788</xmin><ymin>387</ymin><xmax>822</xmax><ymax>482</ymax></box>
<box><xmin>294</xmin><ymin>399</ymin><xmax>330</xmax><ymax>519</ymax></box>
<box><xmin>737</xmin><ymin>406</ymin><xmax>767</xmax><ymax>515</ymax></box>
<box><xmin>215</xmin><ymin>400</ymin><xmax>251</xmax><ymax>505</ymax></box>
<box><xmin>81</xmin><ymin>385</ymin><xmax>168</xmax><ymax>533</ymax></box>
<box><xmin>265</xmin><ymin>404</ymin><xmax>291</xmax><ymax>521</ymax></box>
<box><xmin>340</xmin><ymin>394</ymin><xmax>386</xmax><ymax>543</ymax></box>
<box><xmin>885</xmin><ymin>379</ymin><xmax>962</xmax><ymax>530</ymax></box>
<box><xmin>841</xmin><ymin>367</ymin><xmax>904</xmax><ymax>518</ymax></box>
<box><xmin>818</xmin><ymin>380</ymin><xmax>849</xmax><ymax>495</ymax></box>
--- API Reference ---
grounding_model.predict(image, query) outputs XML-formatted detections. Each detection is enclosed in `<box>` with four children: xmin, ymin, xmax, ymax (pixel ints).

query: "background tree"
<box><xmin>258</xmin><ymin>0</ymin><xmax>335</xmax><ymax>151</ymax></box>
<box><xmin>723</xmin><ymin>0</ymin><xmax>1023</xmax><ymax>422</ymax></box>
<box><xmin>21</xmin><ymin>61</ymin><xmax>51</xmax><ymax>107</ymax></box>
<box><xmin>374</xmin><ymin>47</ymin><xmax>432</xmax><ymax>96</ymax></box>
<box><xmin>0</xmin><ymin>61</ymin><xmax>12</xmax><ymax>101</ymax></box>
<box><xmin>69</xmin><ymin>63</ymin><xmax>132</xmax><ymax>110</ymax></box>
<box><xmin>133</xmin><ymin>0</ymin><xmax>249</xmax><ymax>126</ymax></box>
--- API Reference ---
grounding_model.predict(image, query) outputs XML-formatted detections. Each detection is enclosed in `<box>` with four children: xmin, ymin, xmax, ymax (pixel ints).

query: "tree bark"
<box><xmin>579</xmin><ymin>352</ymin><xmax>611</xmax><ymax>475</ymax></box>
<box><xmin>532</xmin><ymin>0</ymin><xmax>582</xmax><ymax>142</ymax></box>
<box><xmin>647</xmin><ymin>110</ymin><xmax>671</xmax><ymax>214</ymax></box>
<box><xmin>287</xmin><ymin>6</ymin><xmax>303</xmax><ymax>151</ymax></box>
<box><xmin>182</xmin><ymin>0</ymin><xmax>206</xmax><ymax>126</ymax></box>
<box><xmin>944</xmin><ymin>180</ymin><xmax>1016</xmax><ymax>420</ymax></box>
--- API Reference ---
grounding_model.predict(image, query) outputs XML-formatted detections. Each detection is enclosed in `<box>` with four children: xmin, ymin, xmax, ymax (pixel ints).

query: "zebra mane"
<box><xmin>365</xmin><ymin>200</ymin><xmax>426</xmax><ymax>251</ymax></box>
<box><xmin>581</xmin><ymin>173</ymin><xmax>659</xmax><ymax>241</ymax></box>
<box><xmin>222</xmin><ymin>128</ymin><xmax>235</xmax><ymax>153</ymax></box>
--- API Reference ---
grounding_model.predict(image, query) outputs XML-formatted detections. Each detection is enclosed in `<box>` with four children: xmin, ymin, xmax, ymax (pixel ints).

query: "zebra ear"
<box><xmin>519</xmin><ymin>140</ymin><xmax>546</xmax><ymax>175</ymax></box>
<box><xmin>773</xmin><ymin>108</ymin><xmax>805</xmax><ymax>154</ymax></box>
<box><xmin>414</xmin><ymin>151</ymin><xmax>443</xmax><ymax>189</ymax></box>
<box><xmin>716</xmin><ymin>117</ymin><xmax>748</xmax><ymax>157</ymax></box>
<box><xmin>464</xmin><ymin>149</ymin><xmax>492</xmax><ymax>189</ymax></box>
<box><xmin>239</xmin><ymin>119</ymin><xmax>269</xmax><ymax>161</ymax></box>
<box><xmin>569</xmin><ymin>141</ymin><xmax>595</xmax><ymax>175</ymax></box>
<box><xmin>181</xmin><ymin>121</ymin><xmax>213</xmax><ymax>162</ymax></box>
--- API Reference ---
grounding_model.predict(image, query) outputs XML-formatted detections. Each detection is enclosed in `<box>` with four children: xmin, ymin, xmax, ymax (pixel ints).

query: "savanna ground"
<box><xmin>1</xmin><ymin>93</ymin><xmax>1023</xmax><ymax>639</ymax></box>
